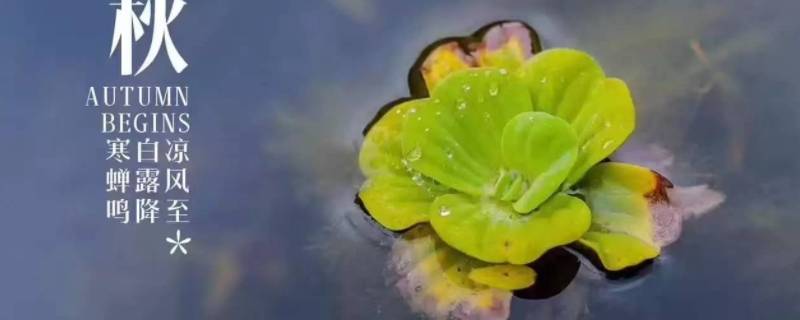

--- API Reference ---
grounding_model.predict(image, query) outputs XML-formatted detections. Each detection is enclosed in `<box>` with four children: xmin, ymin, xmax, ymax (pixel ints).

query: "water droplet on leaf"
<box><xmin>412</xmin><ymin>173</ymin><xmax>425</xmax><ymax>186</ymax></box>
<box><xmin>457</xmin><ymin>99</ymin><xmax>467</xmax><ymax>111</ymax></box>
<box><xmin>407</xmin><ymin>147</ymin><xmax>422</xmax><ymax>162</ymax></box>
<box><xmin>489</xmin><ymin>83</ymin><xmax>499</xmax><ymax>96</ymax></box>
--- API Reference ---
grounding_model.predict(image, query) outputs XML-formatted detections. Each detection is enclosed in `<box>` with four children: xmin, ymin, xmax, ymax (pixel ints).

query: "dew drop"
<box><xmin>457</xmin><ymin>99</ymin><xmax>468</xmax><ymax>111</ymax></box>
<box><xmin>499</xmin><ymin>68</ymin><xmax>508</xmax><ymax>75</ymax></box>
<box><xmin>489</xmin><ymin>83</ymin><xmax>499</xmax><ymax>96</ymax></box>
<box><xmin>412</xmin><ymin>173</ymin><xmax>425</xmax><ymax>186</ymax></box>
<box><xmin>439</xmin><ymin>205</ymin><xmax>451</xmax><ymax>217</ymax></box>
<box><xmin>407</xmin><ymin>147</ymin><xmax>422</xmax><ymax>162</ymax></box>
<box><xmin>462</xmin><ymin>84</ymin><xmax>471</xmax><ymax>92</ymax></box>
<box><xmin>401</xmin><ymin>159</ymin><xmax>414</xmax><ymax>173</ymax></box>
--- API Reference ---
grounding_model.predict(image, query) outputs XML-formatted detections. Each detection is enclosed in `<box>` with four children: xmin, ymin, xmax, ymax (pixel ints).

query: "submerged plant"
<box><xmin>358</xmin><ymin>21</ymin><xmax>723</xmax><ymax>319</ymax></box>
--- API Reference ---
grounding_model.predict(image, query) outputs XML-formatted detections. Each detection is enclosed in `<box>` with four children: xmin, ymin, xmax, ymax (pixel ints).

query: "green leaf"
<box><xmin>579</xmin><ymin>232</ymin><xmax>660</xmax><ymax>272</ymax></box>
<box><xmin>515</xmin><ymin>49</ymin><xmax>635</xmax><ymax>186</ymax></box>
<box><xmin>576</xmin><ymin>162</ymin><xmax>663</xmax><ymax>271</ymax></box>
<box><xmin>515</xmin><ymin>49</ymin><xmax>605</xmax><ymax>115</ymax></box>
<box><xmin>359</xmin><ymin>100</ymin><xmax>423</xmax><ymax>176</ymax></box>
<box><xmin>358</xmin><ymin>100</ymin><xmax>446</xmax><ymax>230</ymax></box>
<box><xmin>430</xmin><ymin>193</ymin><xmax>591</xmax><ymax>264</ymax></box>
<box><xmin>566</xmin><ymin>79</ymin><xmax>636</xmax><ymax>185</ymax></box>
<box><xmin>400</xmin><ymin>68</ymin><xmax>533</xmax><ymax>196</ymax></box>
<box><xmin>468</xmin><ymin>265</ymin><xmax>537</xmax><ymax>290</ymax></box>
<box><xmin>500</xmin><ymin>112</ymin><xmax>578</xmax><ymax>213</ymax></box>
<box><xmin>359</xmin><ymin>174</ymin><xmax>441</xmax><ymax>231</ymax></box>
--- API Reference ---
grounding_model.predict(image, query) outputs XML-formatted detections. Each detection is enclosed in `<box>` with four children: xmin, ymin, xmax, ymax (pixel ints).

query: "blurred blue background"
<box><xmin>1</xmin><ymin>0</ymin><xmax>800</xmax><ymax>319</ymax></box>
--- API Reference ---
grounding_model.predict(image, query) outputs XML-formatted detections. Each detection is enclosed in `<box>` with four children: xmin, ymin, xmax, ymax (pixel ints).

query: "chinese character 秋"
<box><xmin>109</xmin><ymin>0</ymin><xmax>188</xmax><ymax>76</ymax></box>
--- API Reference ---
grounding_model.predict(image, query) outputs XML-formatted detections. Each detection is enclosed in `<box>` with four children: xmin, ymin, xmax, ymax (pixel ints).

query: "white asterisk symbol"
<box><xmin>166</xmin><ymin>229</ymin><xmax>191</xmax><ymax>255</ymax></box>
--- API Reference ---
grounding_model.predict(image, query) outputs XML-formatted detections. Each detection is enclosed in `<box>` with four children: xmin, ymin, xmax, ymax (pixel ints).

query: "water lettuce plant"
<box><xmin>358</xmin><ymin>22</ymin><xmax>723</xmax><ymax>314</ymax></box>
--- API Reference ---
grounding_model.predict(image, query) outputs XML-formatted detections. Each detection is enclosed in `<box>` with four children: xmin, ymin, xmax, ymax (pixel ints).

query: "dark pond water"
<box><xmin>1</xmin><ymin>0</ymin><xmax>799</xmax><ymax>319</ymax></box>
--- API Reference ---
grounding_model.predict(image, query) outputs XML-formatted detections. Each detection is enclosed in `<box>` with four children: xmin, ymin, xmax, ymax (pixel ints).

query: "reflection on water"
<box><xmin>390</xmin><ymin>225</ymin><xmax>512</xmax><ymax>320</ymax></box>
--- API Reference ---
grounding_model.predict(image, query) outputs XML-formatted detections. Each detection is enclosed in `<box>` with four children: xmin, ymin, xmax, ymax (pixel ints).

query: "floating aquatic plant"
<box><xmin>358</xmin><ymin>21</ymin><xmax>724</xmax><ymax>319</ymax></box>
